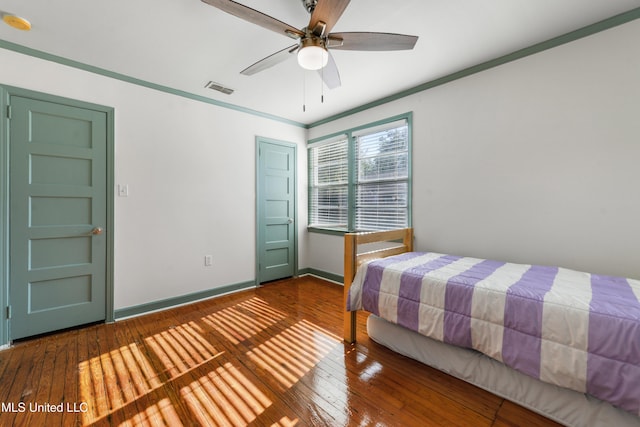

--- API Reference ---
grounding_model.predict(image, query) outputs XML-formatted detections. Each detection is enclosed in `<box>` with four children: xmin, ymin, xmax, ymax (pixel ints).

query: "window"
<box><xmin>354</xmin><ymin>122</ymin><xmax>409</xmax><ymax>231</ymax></box>
<box><xmin>308</xmin><ymin>137</ymin><xmax>349</xmax><ymax>229</ymax></box>
<box><xmin>308</xmin><ymin>114</ymin><xmax>411</xmax><ymax>233</ymax></box>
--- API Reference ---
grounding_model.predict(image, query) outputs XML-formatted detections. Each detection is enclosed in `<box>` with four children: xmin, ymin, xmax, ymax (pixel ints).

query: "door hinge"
<box><xmin>6</xmin><ymin>105</ymin><xmax>11</xmax><ymax>119</ymax></box>
<box><xmin>6</xmin><ymin>306</ymin><xmax>11</xmax><ymax>319</ymax></box>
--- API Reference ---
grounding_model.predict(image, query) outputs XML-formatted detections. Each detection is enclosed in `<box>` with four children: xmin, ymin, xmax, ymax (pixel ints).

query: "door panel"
<box><xmin>257</xmin><ymin>139</ymin><xmax>296</xmax><ymax>283</ymax></box>
<box><xmin>9</xmin><ymin>96</ymin><xmax>107</xmax><ymax>339</ymax></box>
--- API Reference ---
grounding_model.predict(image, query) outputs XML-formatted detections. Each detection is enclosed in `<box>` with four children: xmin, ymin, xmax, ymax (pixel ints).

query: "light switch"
<box><xmin>118</xmin><ymin>184</ymin><xmax>129</xmax><ymax>197</ymax></box>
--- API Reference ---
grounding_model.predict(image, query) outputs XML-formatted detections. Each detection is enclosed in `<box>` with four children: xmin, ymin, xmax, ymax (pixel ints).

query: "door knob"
<box><xmin>287</xmin><ymin>218</ymin><xmax>294</xmax><ymax>224</ymax></box>
<box><xmin>89</xmin><ymin>227</ymin><xmax>104</xmax><ymax>235</ymax></box>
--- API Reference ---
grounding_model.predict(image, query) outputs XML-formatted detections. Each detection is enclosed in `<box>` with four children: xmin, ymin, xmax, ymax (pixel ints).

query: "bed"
<box><xmin>343</xmin><ymin>228</ymin><xmax>640</xmax><ymax>427</ymax></box>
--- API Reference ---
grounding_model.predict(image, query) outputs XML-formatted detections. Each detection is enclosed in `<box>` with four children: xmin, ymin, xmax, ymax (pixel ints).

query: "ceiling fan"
<box><xmin>201</xmin><ymin>0</ymin><xmax>419</xmax><ymax>89</ymax></box>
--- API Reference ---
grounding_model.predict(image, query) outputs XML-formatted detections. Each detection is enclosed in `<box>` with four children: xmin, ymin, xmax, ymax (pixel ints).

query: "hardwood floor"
<box><xmin>0</xmin><ymin>276</ymin><xmax>561</xmax><ymax>426</ymax></box>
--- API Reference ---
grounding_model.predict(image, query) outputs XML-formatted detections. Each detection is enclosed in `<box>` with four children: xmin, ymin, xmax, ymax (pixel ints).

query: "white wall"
<box><xmin>0</xmin><ymin>48</ymin><xmax>308</xmax><ymax>310</ymax></box>
<box><xmin>308</xmin><ymin>19</ymin><xmax>640</xmax><ymax>280</ymax></box>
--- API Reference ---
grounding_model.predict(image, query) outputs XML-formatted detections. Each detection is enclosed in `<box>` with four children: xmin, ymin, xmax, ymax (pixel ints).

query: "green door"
<box><xmin>257</xmin><ymin>139</ymin><xmax>296</xmax><ymax>283</ymax></box>
<box><xmin>9</xmin><ymin>96</ymin><xmax>107</xmax><ymax>339</ymax></box>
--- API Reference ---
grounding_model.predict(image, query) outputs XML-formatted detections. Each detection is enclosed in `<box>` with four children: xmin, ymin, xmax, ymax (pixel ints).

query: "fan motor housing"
<box><xmin>302</xmin><ymin>0</ymin><xmax>317</xmax><ymax>14</ymax></box>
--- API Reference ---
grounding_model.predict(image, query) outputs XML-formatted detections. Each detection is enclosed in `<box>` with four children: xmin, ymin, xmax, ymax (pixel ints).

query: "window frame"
<box><xmin>307</xmin><ymin>112</ymin><xmax>412</xmax><ymax>235</ymax></box>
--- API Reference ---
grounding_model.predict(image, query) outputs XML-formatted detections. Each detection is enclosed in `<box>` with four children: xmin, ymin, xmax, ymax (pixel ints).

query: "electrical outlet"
<box><xmin>204</xmin><ymin>255</ymin><xmax>213</xmax><ymax>266</ymax></box>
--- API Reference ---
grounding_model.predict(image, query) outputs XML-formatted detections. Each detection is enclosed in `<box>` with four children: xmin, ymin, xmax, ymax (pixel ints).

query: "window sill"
<box><xmin>307</xmin><ymin>227</ymin><xmax>348</xmax><ymax>236</ymax></box>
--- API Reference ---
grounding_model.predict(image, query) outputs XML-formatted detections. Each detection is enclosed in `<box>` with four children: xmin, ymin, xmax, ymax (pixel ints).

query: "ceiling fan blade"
<box><xmin>309</xmin><ymin>0</ymin><xmax>351</xmax><ymax>36</ymax></box>
<box><xmin>328</xmin><ymin>32</ymin><xmax>418</xmax><ymax>51</ymax></box>
<box><xmin>318</xmin><ymin>51</ymin><xmax>341</xmax><ymax>89</ymax></box>
<box><xmin>201</xmin><ymin>0</ymin><xmax>304</xmax><ymax>39</ymax></box>
<box><xmin>241</xmin><ymin>44</ymin><xmax>299</xmax><ymax>76</ymax></box>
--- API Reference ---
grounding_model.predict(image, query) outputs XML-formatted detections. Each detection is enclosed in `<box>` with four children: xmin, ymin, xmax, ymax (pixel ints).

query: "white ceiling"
<box><xmin>1</xmin><ymin>0</ymin><xmax>639</xmax><ymax>125</ymax></box>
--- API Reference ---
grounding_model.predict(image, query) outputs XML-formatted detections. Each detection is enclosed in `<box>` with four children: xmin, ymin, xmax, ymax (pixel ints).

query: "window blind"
<box><xmin>308</xmin><ymin>137</ymin><xmax>349</xmax><ymax>229</ymax></box>
<box><xmin>355</xmin><ymin>122</ymin><xmax>409</xmax><ymax>231</ymax></box>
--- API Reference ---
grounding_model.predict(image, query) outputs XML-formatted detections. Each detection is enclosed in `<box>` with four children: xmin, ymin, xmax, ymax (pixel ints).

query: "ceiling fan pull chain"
<box><xmin>321</xmin><ymin>50</ymin><xmax>325</xmax><ymax>104</ymax></box>
<box><xmin>303</xmin><ymin>70</ymin><xmax>307</xmax><ymax>112</ymax></box>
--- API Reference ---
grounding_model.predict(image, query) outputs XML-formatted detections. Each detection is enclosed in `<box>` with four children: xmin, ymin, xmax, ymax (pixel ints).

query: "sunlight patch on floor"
<box><xmin>247</xmin><ymin>319</ymin><xmax>341</xmax><ymax>388</ymax></box>
<box><xmin>77</xmin><ymin>297</ymin><xmax>329</xmax><ymax>426</ymax></box>
<box><xmin>181</xmin><ymin>362</ymin><xmax>272</xmax><ymax>426</ymax></box>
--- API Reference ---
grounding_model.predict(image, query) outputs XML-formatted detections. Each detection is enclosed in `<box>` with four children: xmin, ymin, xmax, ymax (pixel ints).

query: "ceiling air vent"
<box><xmin>204</xmin><ymin>81</ymin><xmax>234</xmax><ymax>95</ymax></box>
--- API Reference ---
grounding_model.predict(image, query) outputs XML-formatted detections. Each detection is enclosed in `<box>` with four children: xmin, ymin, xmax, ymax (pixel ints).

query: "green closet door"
<box><xmin>257</xmin><ymin>139</ymin><xmax>296</xmax><ymax>283</ymax></box>
<box><xmin>9</xmin><ymin>96</ymin><xmax>107</xmax><ymax>339</ymax></box>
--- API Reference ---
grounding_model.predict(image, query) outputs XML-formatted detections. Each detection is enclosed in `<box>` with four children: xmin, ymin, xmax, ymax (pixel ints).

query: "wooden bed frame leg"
<box><xmin>344</xmin><ymin>232</ymin><xmax>357</xmax><ymax>343</ymax></box>
<box><xmin>344</xmin><ymin>311</ymin><xmax>356</xmax><ymax>344</ymax></box>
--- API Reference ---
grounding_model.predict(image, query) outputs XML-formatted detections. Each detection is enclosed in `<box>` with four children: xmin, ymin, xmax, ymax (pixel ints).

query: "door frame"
<box><xmin>255</xmin><ymin>136</ymin><xmax>298</xmax><ymax>285</ymax></box>
<box><xmin>0</xmin><ymin>84</ymin><xmax>115</xmax><ymax>345</ymax></box>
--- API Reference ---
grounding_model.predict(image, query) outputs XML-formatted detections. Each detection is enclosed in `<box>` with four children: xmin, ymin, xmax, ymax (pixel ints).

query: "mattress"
<box><xmin>367</xmin><ymin>314</ymin><xmax>640</xmax><ymax>427</ymax></box>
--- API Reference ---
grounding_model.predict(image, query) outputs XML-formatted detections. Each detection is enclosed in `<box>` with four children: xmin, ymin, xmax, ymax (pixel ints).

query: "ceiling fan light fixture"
<box><xmin>297</xmin><ymin>39</ymin><xmax>328</xmax><ymax>71</ymax></box>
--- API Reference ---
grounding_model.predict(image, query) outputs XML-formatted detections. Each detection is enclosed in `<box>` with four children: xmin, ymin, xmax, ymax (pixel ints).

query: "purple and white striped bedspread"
<box><xmin>347</xmin><ymin>252</ymin><xmax>640</xmax><ymax>415</ymax></box>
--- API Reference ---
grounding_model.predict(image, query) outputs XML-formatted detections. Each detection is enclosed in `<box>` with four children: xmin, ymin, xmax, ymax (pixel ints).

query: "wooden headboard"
<box><xmin>343</xmin><ymin>228</ymin><xmax>414</xmax><ymax>343</ymax></box>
